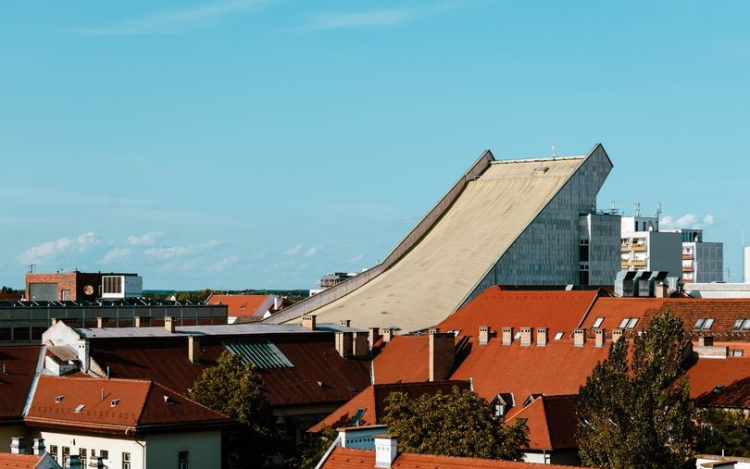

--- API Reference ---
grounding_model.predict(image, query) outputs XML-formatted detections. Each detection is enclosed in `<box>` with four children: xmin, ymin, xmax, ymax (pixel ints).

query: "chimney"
<box><xmin>302</xmin><ymin>315</ymin><xmax>316</xmax><ymax>331</ymax></box>
<box><xmin>429</xmin><ymin>330</ymin><xmax>455</xmax><ymax>382</ymax></box>
<box><xmin>164</xmin><ymin>316</ymin><xmax>175</xmax><ymax>333</ymax></box>
<box><xmin>612</xmin><ymin>329</ymin><xmax>624</xmax><ymax>343</ymax></box>
<box><xmin>340</xmin><ymin>319</ymin><xmax>351</xmax><ymax>328</ymax></box>
<box><xmin>478</xmin><ymin>326</ymin><xmax>490</xmax><ymax>345</ymax></box>
<box><xmin>382</xmin><ymin>328</ymin><xmax>394</xmax><ymax>343</ymax></box>
<box><xmin>96</xmin><ymin>317</ymin><xmax>103</xmax><ymax>328</ymax></box>
<box><xmin>699</xmin><ymin>336</ymin><xmax>714</xmax><ymax>347</ymax></box>
<box><xmin>273</xmin><ymin>296</ymin><xmax>281</xmax><ymax>310</ymax></box>
<box><xmin>520</xmin><ymin>327</ymin><xmax>532</xmax><ymax>346</ymax></box>
<box><xmin>335</xmin><ymin>332</ymin><xmax>353</xmax><ymax>358</ymax></box>
<box><xmin>77</xmin><ymin>339</ymin><xmax>90</xmax><ymax>373</ymax></box>
<box><xmin>10</xmin><ymin>437</ymin><xmax>24</xmax><ymax>455</ymax></box>
<box><xmin>595</xmin><ymin>329</ymin><xmax>605</xmax><ymax>348</ymax></box>
<box><xmin>32</xmin><ymin>438</ymin><xmax>45</xmax><ymax>456</ymax></box>
<box><xmin>536</xmin><ymin>328</ymin><xmax>548</xmax><ymax>347</ymax></box>
<box><xmin>502</xmin><ymin>327</ymin><xmax>513</xmax><ymax>346</ymax></box>
<box><xmin>189</xmin><ymin>335</ymin><xmax>201</xmax><ymax>364</ymax></box>
<box><xmin>368</xmin><ymin>327</ymin><xmax>381</xmax><ymax>349</ymax></box>
<box><xmin>655</xmin><ymin>283</ymin><xmax>669</xmax><ymax>298</ymax></box>
<box><xmin>352</xmin><ymin>332</ymin><xmax>369</xmax><ymax>357</ymax></box>
<box><xmin>69</xmin><ymin>455</ymin><xmax>81</xmax><ymax>469</ymax></box>
<box><xmin>374</xmin><ymin>435</ymin><xmax>398</xmax><ymax>468</ymax></box>
<box><xmin>573</xmin><ymin>329</ymin><xmax>586</xmax><ymax>347</ymax></box>
<box><xmin>51</xmin><ymin>318</ymin><xmax>58</xmax><ymax>326</ymax></box>
<box><xmin>134</xmin><ymin>316</ymin><xmax>142</xmax><ymax>328</ymax></box>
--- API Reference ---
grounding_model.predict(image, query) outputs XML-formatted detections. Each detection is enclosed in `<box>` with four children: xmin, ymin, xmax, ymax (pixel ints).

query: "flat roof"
<box><xmin>78</xmin><ymin>323</ymin><xmax>323</xmax><ymax>339</ymax></box>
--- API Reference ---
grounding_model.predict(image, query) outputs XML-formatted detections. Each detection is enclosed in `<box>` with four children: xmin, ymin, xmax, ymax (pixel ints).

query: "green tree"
<box><xmin>383</xmin><ymin>386</ymin><xmax>528</xmax><ymax>460</ymax></box>
<box><xmin>577</xmin><ymin>312</ymin><xmax>695</xmax><ymax>469</ymax></box>
<box><xmin>192</xmin><ymin>351</ymin><xmax>280</xmax><ymax>468</ymax></box>
<box><xmin>696</xmin><ymin>409</ymin><xmax>750</xmax><ymax>457</ymax></box>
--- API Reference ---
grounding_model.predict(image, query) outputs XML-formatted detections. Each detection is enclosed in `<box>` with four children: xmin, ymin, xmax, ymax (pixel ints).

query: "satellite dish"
<box><xmin>83</xmin><ymin>285</ymin><xmax>94</xmax><ymax>296</ymax></box>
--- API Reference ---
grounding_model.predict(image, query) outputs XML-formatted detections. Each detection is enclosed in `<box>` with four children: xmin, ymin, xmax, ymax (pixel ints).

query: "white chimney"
<box><xmin>32</xmin><ymin>438</ymin><xmax>45</xmax><ymax>456</ymax></box>
<box><xmin>536</xmin><ymin>328</ymin><xmax>548</xmax><ymax>347</ymax></box>
<box><xmin>595</xmin><ymin>329</ymin><xmax>605</xmax><ymax>348</ymax></box>
<box><xmin>520</xmin><ymin>327</ymin><xmax>532</xmax><ymax>346</ymax></box>
<box><xmin>10</xmin><ymin>437</ymin><xmax>24</xmax><ymax>454</ymax></box>
<box><xmin>164</xmin><ymin>316</ymin><xmax>175</xmax><ymax>333</ymax></box>
<box><xmin>502</xmin><ymin>327</ymin><xmax>513</xmax><ymax>346</ymax></box>
<box><xmin>382</xmin><ymin>328</ymin><xmax>394</xmax><ymax>343</ymax></box>
<box><xmin>302</xmin><ymin>315</ymin><xmax>316</xmax><ymax>330</ymax></box>
<box><xmin>574</xmin><ymin>329</ymin><xmax>586</xmax><ymax>347</ymax></box>
<box><xmin>273</xmin><ymin>296</ymin><xmax>281</xmax><ymax>310</ymax></box>
<box><xmin>374</xmin><ymin>435</ymin><xmax>398</xmax><ymax>468</ymax></box>
<box><xmin>77</xmin><ymin>339</ymin><xmax>90</xmax><ymax>373</ymax></box>
<box><xmin>478</xmin><ymin>326</ymin><xmax>490</xmax><ymax>345</ymax></box>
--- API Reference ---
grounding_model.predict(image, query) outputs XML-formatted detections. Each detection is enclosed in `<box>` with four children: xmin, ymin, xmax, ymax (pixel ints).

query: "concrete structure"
<box><xmin>25</xmin><ymin>271</ymin><xmax>142</xmax><ymax>302</ymax></box>
<box><xmin>268</xmin><ymin>144</ymin><xmax>619</xmax><ymax>332</ymax></box>
<box><xmin>620</xmin><ymin>219</ymin><xmax>682</xmax><ymax>278</ymax></box>
<box><xmin>666</xmin><ymin>229</ymin><xmax>723</xmax><ymax>283</ymax></box>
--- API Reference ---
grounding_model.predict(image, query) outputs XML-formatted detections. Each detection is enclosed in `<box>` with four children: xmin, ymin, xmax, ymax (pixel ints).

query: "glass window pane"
<box><xmin>702</xmin><ymin>318</ymin><xmax>714</xmax><ymax>330</ymax></box>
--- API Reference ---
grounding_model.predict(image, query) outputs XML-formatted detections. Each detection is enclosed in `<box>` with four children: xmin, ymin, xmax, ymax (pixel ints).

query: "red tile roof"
<box><xmin>686</xmin><ymin>356</ymin><xmax>750</xmax><ymax>409</ymax></box>
<box><xmin>90</xmin><ymin>334</ymin><xmax>371</xmax><ymax>408</ymax></box>
<box><xmin>510</xmin><ymin>395</ymin><xmax>578</xmax><ymax>450</ymax></box>
<box><xmin>439</xmin><ymin>288</ymin><xmax>599</xmax><ymax>339</ymax></box>
<box><xmin>0</xmin><ymin>345</ymin><xmax>42</xmax><ymax>422</ymax></box>
<box><xmin>205</xmin><ymin>294</ymin><xmax>273</xmax><ymax>319</ymax></box>
<box><xmin>25</xmin><ymin>376</ymin><xmax>230</xmax><ymax>434</ymax></box>
<box><xmin>373</xmin><ymin>336</ymin><xmax>431</xmax><ymax>384</ymax></box>
<box><xmin>582</xmin><ymin>298</ymin><xmax>665</xmax><ymax>332</ymax></box>
<box><xmin>321</xmin><ymin>446</ymin><xmax>595</xmax><ymax>469</ymax></box>
<box><xmin>310</xmin><ymin>380</ymin><xmax>471</xmax><ymax>432</ymax></box>
<box><xmin>0</xmin><ymin>453</ymin><xmax>48</xmax><ymax>469</ymax></box>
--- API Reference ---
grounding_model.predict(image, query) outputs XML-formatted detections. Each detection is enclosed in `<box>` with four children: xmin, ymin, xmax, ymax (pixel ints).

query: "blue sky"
<box><xmin>2</xmin><ymin>0</ymin><xmax>749</xmax><ymax>289</ymax></box>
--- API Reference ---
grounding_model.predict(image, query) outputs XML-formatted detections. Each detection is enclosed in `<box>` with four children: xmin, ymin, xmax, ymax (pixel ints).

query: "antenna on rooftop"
<box><xmin>551</xmin><ymin>142</ymin><xmax>557</xmax><ymax>159</ymax></box>
<box><xmin>28</xmin><ymin>264</ymin><xmax>35</xmax><ymax>274</ymax></box>
<box><xmin>655</xmin><ymin>202</ymin><xmax>662</xmax><ymax>220</ymax></box>
<box><xmin>634</xmin><ymin>202</ymin><xmax>641</xmax><ymax>217</ymax></box>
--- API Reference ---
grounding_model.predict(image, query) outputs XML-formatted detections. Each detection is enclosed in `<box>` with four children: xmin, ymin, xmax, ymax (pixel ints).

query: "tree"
<box><xmin>696</xmin><ymin>409</ymin><xmax>750</xmax><ymax>457</ymax></box>
<box><xmin>192</xmin><ymin>351</ymin><xmax>280</xmax><ymax>468</ymax></box>
<box><xmin>383</xmin><ymin>386</ymin><xmax>528</xmax><ymax>460</ymax></box>
<box><xmin>577</xmin><ymin>312</ymin><xmax>695</xmax><ymax>469</ymax></box>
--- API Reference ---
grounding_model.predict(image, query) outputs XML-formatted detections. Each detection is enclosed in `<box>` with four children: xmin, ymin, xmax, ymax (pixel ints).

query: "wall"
<box><xmin>26</xmin><ymin>273</ymin><xmax>77</xmax><ymax>301</ymax></box>
<box><xmin>586</xmin><ymin>213</ymin><xmax>621</xmax><ymax>285</ymax></box>
<box><xmin>32</xmin><ymin>430</ymin><xmax>145</xmax><ymax>469</ymax></box>
<box><xmin>0</xmin><ymin>424</ymin><xmax>26</xmax><ymax>454</ymax></box>
<box><xmin>695</xmin><ymin>242</ymin><xmax>723</xmax><ymax>283</ymax></box>
<box><xmin>647</xmin><ymin>232</ymin><xmax>682</xmax><ymax>278</ymax></box>
<box><xmin>146</xmin><ymin>431</ymin><xmax>221</xmax><ymax>469</ymax></box>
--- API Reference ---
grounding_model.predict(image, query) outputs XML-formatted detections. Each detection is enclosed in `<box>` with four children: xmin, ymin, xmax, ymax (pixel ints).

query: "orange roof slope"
<box><xmin>321</xmin><ymin>446</ymin><xmax>597</xmax><ymax>469</ymax></box>
<box><xmin>510</xmin><ymin>395</ymin><xmax>578</xmax><ymax>451</ymax></box>
<box><xmin>0</xmin><ymin>346</ymin><xmax>42</xmax><ymax>423</ymax></box>
<box><xmin>439</xmin><ymin>288</ymin><xmax>599</xmax><ymax>339</ymax></box>
<box><xmin>582</xmin><ymin>298</ymin><xmax>665</xmax><ymax>331</ymax></box>
<box><xmin>26</xmin><ymin>376</ymin><xmax>229</xmax><ymax>434</ymax></box>
<box><xmin>0</xmin><ymin>453</ymin><xmax>47</xmax><ymax>469</ymax></box>
<box><xmin>373</xmin><ymin>336</ymin><xmax>431</xmax><ymax>384</ymax></box>
<box><xmin>686</xmin><ymin>357</ymin><xmax>750</xmax><ymax>408</ymax></box>
<box><xmin>310</xmin><ymin>380</ymin><xmax>471</xmax><ymax>432</ymax></box>
<box><xmin>205</xmin><ymin>294</ymin><xmax>272</xmax><ymax>319</ymax></box>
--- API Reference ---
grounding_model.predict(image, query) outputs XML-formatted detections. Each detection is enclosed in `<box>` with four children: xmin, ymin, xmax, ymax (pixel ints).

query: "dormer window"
<box><xmin>694</xmin><ymin>318</ymin><xmax>714</xmax><ymax>330</ymax></box>
<box><xmin>593</xmin><ymin>317</ymin><xmax>604</xmax><ymax>328</ymax></box>
<box><xmin>733</xmin><ymin>319</ymin><xmax>750</xmax><ymax>330</ymax></box>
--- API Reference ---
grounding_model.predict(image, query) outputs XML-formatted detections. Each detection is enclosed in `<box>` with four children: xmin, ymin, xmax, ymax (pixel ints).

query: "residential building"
<box><xmin>269</xmin><ymin>144</ymin><xmax>620</xmax><ymax>332</ymax></box>
<box><xmin>0</xmin><ymin>451</ymin><xmax>61</xmax><ymax>469</ymax></box>
<box><xmin>620</xmin><ymin>216</ymin><xmax>682</xmax><ymax>278</ymax></box>
<box><xmin>25</xmin><ymin>271</ymin><xmax>142</xmax><ymax>302</ymax></box>
<box><xmin>205</xmin><ymin>293</ymin><xmax>290</xmax><ymax>323</ymax></box>
<box><xmin>667</xmin><ymin>229</ymin><xmax>724</xmax><ymax>283</ymax></box>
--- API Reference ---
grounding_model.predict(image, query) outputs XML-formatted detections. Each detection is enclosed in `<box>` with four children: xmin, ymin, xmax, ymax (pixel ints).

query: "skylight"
<box><xmin>74</xmin><ymin>404</ymin><xmax>85</xmax><ymax>413</ymax></box>
<box><xmin>618</xmin><ymin>318</ymin><xmax>639</xmax><ymax>329</ymax></box>
<box><xmin>593</xmin><ymin>317</ymin><xmax>604</xmax><ymax>328</ymax></box>
<box><xmin>626</xmin><ymin>318</ymin><xmax>638</xmax><ymax>329</ymax></box>
<box><xmin>733</xmin><ymin>318</ymin><xmax>750</xmax><ymax>330</ymax></box>
<box><xmin>694</xmin><ymin>318</ymin><xmax>714</xmax><ymax>330</ymax></box>
<box><xmin>618</xmin><ymin>318</ymin><xmax>630</xmax><ymax>329</ymax></box>
<box><xmin>554</xmin><ymin>332</ymin><xmax>564</xmax><ymax>341</ymax></box>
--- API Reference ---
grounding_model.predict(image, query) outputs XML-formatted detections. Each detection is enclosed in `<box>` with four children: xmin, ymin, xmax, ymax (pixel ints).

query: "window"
<box><xmin>626</xmin><ymin>318</ymin><xmax>638</xmax><ymax>329</ymax></box>
<box><xmin>733</xmin><ymin>318</ymin><xmax>750</xmax><ymax>330</ymax></box>
<box><xmin>80</xmin><ymin>449</ymin><xmax>87</xmax><ymax>468</ymax></box>
<box><xmin>100</xmin><ymin>450</ymin><xmax>109</xmax><ymax>460</ymax></box>
<box><xmin>618</xmin><ymin>318</ymin><xmax>639</xmax><ymax>329</ymax></box>
<box><xmin>50</xmin><ymin>445</ymin><xmax>58</xmax><ymax>463</ymax></box>
<box><xmin>178</xmin><ymin>451</ymin><xmax>189</xmax><ymax>469</ymax></box>
<box><xmin>123</xmin><ymin>452</ymin><xmax>131</xmax><ymax>469</ymax></box>
<box><xmin>62</xmin><ymin>447</ymin><xmax>70</xmax><ymax>467</ymax></box>
<box><xmin>61</xmin><ymin>289</ymin><xmax>70</xmax><ymax>301</ymax></box>
<box><xmin>618</xmin><ymin>318</ymin><xmax>630</xmax><ymax>329</ymax></box>
<box><xmin>554</xmin><ymin>332</ymin><xmax>564</xmax><ymax>341</ymax></box>
<box><xmin>593</xmin><ymin>317</ymin><xmax>604</xmax><ymax>328</ymax></box>
<box><xmin>693</xmin><ymin>318</ymin><xmax>714</xmax><ymax>330</ymax></box>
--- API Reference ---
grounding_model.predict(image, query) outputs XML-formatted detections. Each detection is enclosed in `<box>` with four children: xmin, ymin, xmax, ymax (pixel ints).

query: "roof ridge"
<box><xmin>134</xmin><ymin>379</ymin><xmax>154</xmax><ymax>425</ymax></box>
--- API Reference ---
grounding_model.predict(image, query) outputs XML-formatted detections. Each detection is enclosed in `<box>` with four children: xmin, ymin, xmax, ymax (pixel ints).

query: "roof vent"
<box><xmin>55</xmin><ymin>395</ymin><xmax>64</xmax><ymax>404</ymax></box>
<box><xmin>317</xmin><ymin>380</ymin><xmax>326</xmax><ymax>388</ymax></box>
<box><xmin>536</xmin><ymin>166</ymin><xmax>550</xmax><ymax>174</ymax></box>
<box><xmin>712</xmin><ymin>385</ymin><xmax>724</xmax><ymax>393</ymax></box>
<box><xmin>110</xmin><ymin>399</ymin><xmax>119</xmax><ymax>407</ymax></box>
<box><xmin>163</xmin><ymin>395</ymin><xmax>175</xmax><ymax>405</ymax></box>
<box><xmin>74</xmin><ymin>404</ymin><xmax>85</xmax><ymax>413</ymax></box>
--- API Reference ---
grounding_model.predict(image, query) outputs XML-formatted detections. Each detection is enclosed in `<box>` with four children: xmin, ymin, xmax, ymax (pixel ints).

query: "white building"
<box><xmin>620</xmin><ymin>215</ymin><xmax>682</xmax><ymax>279</ymax></box>
<box><xmin>666</xmin><ymin>229</ymin><xmax>723</xmax><ymax>283</ymax></box>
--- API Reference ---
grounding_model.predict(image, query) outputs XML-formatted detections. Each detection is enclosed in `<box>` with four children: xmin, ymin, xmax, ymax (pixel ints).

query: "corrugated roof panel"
<box><xmin>223</xmin><ymin>339</ymin><xmax>294</xmax><ymax>369</ymax></box>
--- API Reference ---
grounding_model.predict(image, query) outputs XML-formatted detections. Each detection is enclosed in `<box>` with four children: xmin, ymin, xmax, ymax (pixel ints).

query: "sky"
<box><xmin>1</xmin><ymin>0</ymin><xmax>749</xmax><ymax>290</ymax></box>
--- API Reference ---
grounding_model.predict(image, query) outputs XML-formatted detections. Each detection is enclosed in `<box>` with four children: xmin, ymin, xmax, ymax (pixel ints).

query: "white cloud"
<box><xmin>284</xmin><ymin>244</ymin><xmax>303</xmax><ymax>255</ymax></box>
<box><xmin>207</xmin><ymin>256</ymin><xmax>239</xmax><ymax>272</ymax></box>
<box><xmin>144</xmin><ymin>240</ymin><xmax>219</xmax><ymax>260</ymax></box>
<box><xmin>127</xmin><ymin>231</ymin><xmax>164</xmax><ymax>246</ymax></box>
<box><xmin>19</xmin><ymin>231</ymin><xmax>102</xmax><ymax>264</ymax></box>
<box><xmin>98</xmin><ymin>247</ymin><xmax>132</xmax><ymax>265</ymax></box>
<box><xmin>660</xmin><ymin>213</ymin><xmax>716</xmax><ymax>230</ymax></box>
<box><xmin>292</xmin><ymin>3</ymin><xmax>454</xmax><ymax>33</ymax></box>
<box><xmin>305</xmin><ymin>247</ymin><xmax>320</xmax><ymax>257</ymax></box>
<box><xmin>75</xmin><ymin>0</ymin><xmax>265</xmax><ymax>35</ymax></box>
<box><xmin>348</xmin><ymin>253</ymin><xmax>364</xmax><ymax>263</ymax></box>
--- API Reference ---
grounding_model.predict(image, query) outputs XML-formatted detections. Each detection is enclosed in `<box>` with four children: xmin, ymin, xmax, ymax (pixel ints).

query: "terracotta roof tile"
<box><xmin>373</xmin><ymin>336</ymin><xmax>430</xmax><ymax>384</ymax></box>
<box><xmin>321</xmin><ymin>446</ymin><xmax>597</xmax><ymax>469</ymax></box>
<box><xmin>310</xmin><ymin>380</ymin><xmax>471</xmax><ymax>432</ymax></box>
<box><xmin>686</xmin><ymin>356</ymin><xmax>750</xmax><ymax>408</ymax></box>
<box><xmin>205</xmin><ymin>294</ymin><xmax>273</xmax><ymax>319</ymax></box>
<box><xmin>510</xmin><ymin>395</ymin><xmax>578</xmax><ymax>450</ymax></box>
<box><xmin>0</xmin><ymin>345</ymin><xmax>42</xmax><ymax>422</ymax></box>
<box><xmin>0</xmin><ymin>453</ymin><xmax>46</xmax><ymax>469</ymax></box>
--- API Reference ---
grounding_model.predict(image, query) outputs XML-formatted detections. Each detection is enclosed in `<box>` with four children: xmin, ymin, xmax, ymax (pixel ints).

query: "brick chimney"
<box><xmin>32</xmin><ymin>439</ymin><xmax>45</xmax><ymax>456</ymax></box>
<box><xmin>340</xmin><ymin>319</ymin><xmax>351</xmax><ymax>328</ymax></box>
<box><xmin>96</xmin><ymin>317</ymin><xmax>103</xmax><ymax>328</ymax></box>
<box><xmin>134</xmin><ymin>315</ymin><xmax>142</xmax><ymax>328</ymax></box>
<box><xmin>189</xmin><ymin>335</ymin><xmax>201</xmax><ymax>364</ymax></box>
<box><xmin>302</xmin><ymin>315</ymin><xmax>316</xmax><ymax>331</ymax></box>
<box><xmin>595</xmin><ymin>329</ymin><xmax>605</xmax><ymax>348</ymax></box>
<box><xmin>374</xmin><ymin>435</ymin><xmax>398</xmax><ymax>468</ymax></box>
<box><xmin>612</xmin><ymin>329</ymin><xmax>624</xmax><ymax>343</ymax></box>
<box><xmin>536</xmin><ymin>328</ymin><xmax>548</xmax><ymax>347</ymax></box>
<box><xmin>699</xmin><ymin>336</ymin><xmax>714</xmax><ymax>347</ymax></box>
<box><xmin>502</xmin><ymin>327</ymin><xmax>513</xmax><ymax>346</ymax></box>
<box><xmin>573</xmin><ymin>329</ymin><xmax>586</xmax><ymax>347</ymax></box>
<box><xmin>520</xmin><ymin>327</ymin><xmax>532</xmax><ymax>346</ymax></box>
<box><xmin>479</xmin><ymin>326</ymin><xmax>490</xmax><ymax>345</ymax></box>
<box><xmin>429</xmin><ymin>330</ymin><xmax>454</xmax><ymax>382</ymax></box>
<box><xmin>335</xmin><ymin>332</ymin><xmax>353</xmax><ymax>358</ymax></box>
<box><xmin>352</xmin><ymin>332</ymin><xmax>369</xmax><ymax>357</ymax></box>
<box><xmin>382</xmin><ymin>328</ymin><xmax>394</xmax><ymax>343</ymax></box>
<box><xmin>165</xmin><ymin>316</ymin><xmax>175</xmax><ymax>333</ymax></box>
<box><xmin>10</xmin><ymin>437</ymin><xmax>24</xmax><ymax>454</ymax></box>
<box><xmin>368</xmin><ymin>327</ymin><xmax>381</xmax><ymax>349</ymax></box>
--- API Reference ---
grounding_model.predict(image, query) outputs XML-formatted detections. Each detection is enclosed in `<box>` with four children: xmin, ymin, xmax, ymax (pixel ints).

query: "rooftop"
<box><xmin>0</xmin><ymin>345</ymin><xmax>42</xmax><ymax>422</ymax></box>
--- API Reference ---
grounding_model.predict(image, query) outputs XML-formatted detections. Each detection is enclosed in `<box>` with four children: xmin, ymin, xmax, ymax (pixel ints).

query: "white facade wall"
<box><xmin>35</xmin><ymin>430</ymin><xmax>144</xmax><ymax>469</ymax></box>
<box><xmin>469</xmin><ymin>146</ymin><xmax>613</xmax><ymax>297</ymax></box>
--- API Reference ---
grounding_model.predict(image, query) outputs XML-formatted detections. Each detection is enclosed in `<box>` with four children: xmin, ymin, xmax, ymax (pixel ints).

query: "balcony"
<box><xmin>682</xmin><ymin>254</ymin><xmax>693</xmax><ymax>260</ymax></box>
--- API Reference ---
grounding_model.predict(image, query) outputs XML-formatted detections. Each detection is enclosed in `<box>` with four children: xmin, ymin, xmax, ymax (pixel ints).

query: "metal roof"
<box><xmin>77</xmin><ymin>323</ymin><xmax>320</xmax><ymax>339</ymax></box>
<box><xmin>223</xmin><ymin>339</ymin><xmax>294</xmax><ymax>369</ymax></box>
